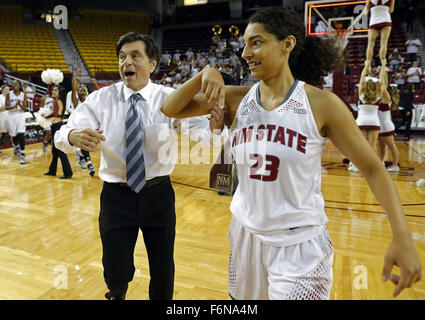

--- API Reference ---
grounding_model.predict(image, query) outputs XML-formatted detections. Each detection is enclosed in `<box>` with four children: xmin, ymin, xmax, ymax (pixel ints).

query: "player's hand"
<box><xmin>201</xmin><ymin>67</ymin><xmax>225</xmax><ymax>109</ymax></box>
<box><xmin>382</xmin><ymin>239</ymin><xmax>422</xmax><ymax>297</ymax></box>
<box><xmin>210</xmin><ymin>104</ymin><xmax>224</xmax><ymax>132</ymax></box>
<box><xmin>69</xmin><ymin>128</ymin><xmax>105</xmax><ymax>152</ymax></box>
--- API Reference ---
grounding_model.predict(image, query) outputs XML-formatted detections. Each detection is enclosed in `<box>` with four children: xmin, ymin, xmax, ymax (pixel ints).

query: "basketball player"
<box><xmin>7</xmin><ymin>80</ymin><xmax>28</xmax><ymax>164</ymax></box>
<box><xmin>71</xmin><ymin>73</ymin><xmax>96</xmax><ymax>176</ymax></box>
<box><xmin>161</xmin><ymin>7</ymin><xmax>422</xmax><ymax>299</ymax></box>
<box><xmin>40</xmin><ymin>90</ymin><xmax>55</xmax><ymax>152</ymax></box>
<box><xmin>378</xmin><ymin>84</ymin><xmax>399</xmax><ymax>172</ymax></box>
<box><xmin>0</xmin><ymin>85</ymin><xmax>10</xmax><ymax>150</ymax></box>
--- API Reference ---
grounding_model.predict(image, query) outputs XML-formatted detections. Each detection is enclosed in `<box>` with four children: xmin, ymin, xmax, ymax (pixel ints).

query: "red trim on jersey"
<box><xmin>45</xmin><ymin>100</ymin><xmax>60</xmax><ymax>119</ymax></box>
<box><xmin>370</xmin><ymin>0</ymin><xmax>391</xmax><ymax>8</ymax></box>
<box><xmin>378</xmin><ymin>103</ymin><xmax>390</xmax><ymax>111</ymax></box>
<box><xmin>369</xmin><ymin>22</ymin><xmax>392</xmax><ymax>30</ymax></box>
<box><xmin>359</xmin><ymin>125</ymin><xmax>380</xmax><ymax>130</ymax></box>
<box><xmin>379</xmin><ymin>130</ymin><xmax>395</xmax><ymax>136</ymax></box>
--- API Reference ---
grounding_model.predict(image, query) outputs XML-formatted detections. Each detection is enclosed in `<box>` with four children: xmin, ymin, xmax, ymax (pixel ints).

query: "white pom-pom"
<box><xmin>41</xmin><ymin>69</ymin><xmax>64</xmax><ymax>85</ymax></box>
<box><xmin>34</xmin><ymin>109</ymin><xmax>53</xmax><ymax>129</ymax></box>
<box><xmin>41</xmin><ymin>69</ymin><xmax>52</xmax><ymax>85</ymax></box>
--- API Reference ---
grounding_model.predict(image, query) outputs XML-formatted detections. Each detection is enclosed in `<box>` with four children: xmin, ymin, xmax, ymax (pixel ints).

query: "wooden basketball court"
<box><xmin>0</xmin><ymin>135</ymin><xmax>424</xmax><ymax>300</ymax></box>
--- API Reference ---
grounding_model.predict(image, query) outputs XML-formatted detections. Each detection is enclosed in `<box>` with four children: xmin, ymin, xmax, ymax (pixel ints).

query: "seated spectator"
<box><xmin>395</xmin><ymin>84</ymin><xmax>415</xmax><ymax>140</ymax></box>
<box><xmin>230</xmin><ymin>37</ymin><xmax>239</xmax><ymax>52</ymax></box>
<box><xmin>173</xmin><ymin>49</ymin><xmax>181</xmax><ymax>64</ymax></box>
<box><xmin>406</xmin><ymin>61</ymin><xmax>422</xmax><ymax>90</ymax></box>
<box><xmin>392</xmin><ymin>65</ymin><xmax>406</xmax><ymax>90</ymax></box>
<box><xmin>405</xmin><ymin>35</ymin><xmax>422</xmax><ymax>64</ymax></box>
<box><xmin>315</xmin><ymin>20</ymin><xmax>327</xmax><ymax>37</ymax></box>
<box><xmin>388</xmin><ymin>48</ymin><xmax>403</xmax><ymax>71</ymax></box>
<box><xmin>185</xmin><ymin>47</ymin><xmax>194</xmax><ymax>61</ymax></box>
<box><xmin>229</xmin><ymin>51</ymin><xmax>239</xmax><ymax>68</ymax></box>
<box><xmin>191</xmin><ymin>62</ymin><xmax>200</xmax><ymax>77</ymax></box>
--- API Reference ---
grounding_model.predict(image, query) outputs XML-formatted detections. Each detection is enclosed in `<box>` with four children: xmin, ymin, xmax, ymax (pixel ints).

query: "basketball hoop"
<box><xmin>328</xmin><ymin>28</ymin><xmax>351</xmax><ymax>51</ymax></box>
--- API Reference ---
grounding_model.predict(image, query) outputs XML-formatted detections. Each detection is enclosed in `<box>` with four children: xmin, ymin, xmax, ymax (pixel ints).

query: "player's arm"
<box><xmin>390</xmin><ymin>0</ymin><xmax>395</xmax><ymax>13</ymax></box>
<box><xmin>40</xmin><ymin>96</ymin><xmax>47</xmax><ymax>108</ymax></box>
<box><xmin>381</xmin><ymin>88</ymin><xmax>391</xmax><ymax>104</ymax></box>
<box><xmin>90</xmin><ymin>78</ymin><xmax>99</xmax><ymax>91</ymax></box>
<box><xmin>22</xmin><ymin>91</ymin><xmax>28</xmax><ymax>111</ymax></box>
<box><xmin>161</xmin><ymin>67</ymin><xmax>249</xmax><ymax>119</ymax></box>
<box><xmin>308</xmin><ymin>86</ymin><xmax>422</xmax><ymax>297</ymax></box>
<box><xmin>5</xmin><ymin>92</ymin><xmax>10</xmax><ymax>109</ymax></box>
<box><xmin>363</xmin><ymin>0</ymin><xmax>371</xmax><ymax>14</ymax></box>
<box><xmin>57</xmin><ymin>99</ymin><xmax>63</xmax><ymax>117</ymax></box>
<box><xmin>72</xmin><ymin>68</ymin><xmax>82</xmax><ymax>107</ymax></box>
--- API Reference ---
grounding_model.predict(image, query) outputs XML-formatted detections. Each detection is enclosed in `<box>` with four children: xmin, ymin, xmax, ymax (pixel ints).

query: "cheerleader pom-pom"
<box><xmin>34</xmin><ymin>111</ymin><xmax>53</xmax><ymax>130</ymax></box>
<box><xmin>39</xmin><ymin>106</ymin><xmax>53</xmax><ymax>118</ymax></box>
<box><xmin>50</xmin><ymin>69</ymin><xmax>64</xmax><ymax>85</ymax></box>
<box><xmin>41</xmin><ymin>69</ymin><xmax>53</xmax><ymax>85</ymax></box>
<box><xmin>41</xmin><ymin>69</ymin><xmax>64</xmax><ymax>85</ymax></box>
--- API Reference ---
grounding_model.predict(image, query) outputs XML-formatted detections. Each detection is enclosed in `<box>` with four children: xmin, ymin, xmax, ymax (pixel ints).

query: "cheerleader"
<box><xmin>378</xmin><ymin>84</ymin><xmax>400</xmax><ymax>172</ymax></box>
<box><xmin>7</xmin><ymin>80</ymin><xmax>28</xmax><ymax>164</ymax></box>
<box><xmin>348</xmin><ymin>69</ymin><xmax>386</xmax><ymax>172</ymax></box>
<box><xmin>43</xmin><ymin>85</ymin><xmax>72</xmax><ymax>179</ymax></box>
<box><xmin>361</xmin><ymin>0</ymin><xmax>395</xmax><ymax>73</ymax></box>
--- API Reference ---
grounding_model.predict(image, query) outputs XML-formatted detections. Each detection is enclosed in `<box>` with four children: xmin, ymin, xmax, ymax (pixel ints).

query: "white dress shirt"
<box><xmin>54</xmin><ymin>80</ymin><xmax>218</xmax><ymax>183</ymax></box>
<box><xmin>407</xmin><ymin>67</ymin><xmax>422</xmax><ymax>83</ymax></box>
<box><xmin>406</xmin><ymin>39</ymin><xmax>422</xmax><ymax>54</ymax></box>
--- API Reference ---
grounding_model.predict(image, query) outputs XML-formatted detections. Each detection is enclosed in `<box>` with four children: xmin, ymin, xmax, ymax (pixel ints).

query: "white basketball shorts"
<box><xmin>228</xmin><ymin>218</ymin><xmax>334</xmax><ymax>300</ymax></box>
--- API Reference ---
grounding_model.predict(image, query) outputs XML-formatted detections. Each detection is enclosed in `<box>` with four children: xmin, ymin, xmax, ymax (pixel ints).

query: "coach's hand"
<box><xmin>68</xmin><ymin>128</ymin><xmax>105</xmax><ymax>152</ymax></box>
<box><xmin>210</xmin><ymin>104</ymin><xmax>225</xmax><ymax>132</ymax></box>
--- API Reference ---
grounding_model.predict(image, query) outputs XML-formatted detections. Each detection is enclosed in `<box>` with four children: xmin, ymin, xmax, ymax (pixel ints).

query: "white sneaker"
<box><xmin>348</xmin><ymin>162</ymin><xmax>359</xmax><ymax>172</ymax></box>
<box><xmin>387</xmin><ymin>165</ymin><xmax>400</xmax><ymax>172</ymax></box>
<box><xmin>78</xmin><ymin>159</ymin><xmax>87</xmax><ymax>169</ymax></box>
<box><xmin>19</xmin><ymin>152</ymin><xmax>26</xmax><ymax>164</ymax></box>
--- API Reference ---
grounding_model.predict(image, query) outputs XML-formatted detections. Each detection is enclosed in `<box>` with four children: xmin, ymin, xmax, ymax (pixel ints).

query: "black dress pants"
<box><xmin>48</xmin><ymin>122</ymin><xmax>72</xmax><ymax>176</ymax></box>
<box><xmin>99</xmin><ymin>177</ymin><xmax>176</xmax><ymax>300</ymax></box>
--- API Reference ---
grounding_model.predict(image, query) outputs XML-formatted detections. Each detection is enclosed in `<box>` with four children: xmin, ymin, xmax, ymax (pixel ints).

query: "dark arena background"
<box><xmin>0</xmin><ymin>0</ymin><xmax>424</xmax><ymax>307</ymax></box>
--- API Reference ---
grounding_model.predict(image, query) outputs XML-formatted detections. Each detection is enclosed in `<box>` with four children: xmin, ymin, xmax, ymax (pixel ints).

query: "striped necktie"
<box><xmin>125</xmin><ymin>93</ymin><xmax>146</xmax><ymax>193</ymax></box>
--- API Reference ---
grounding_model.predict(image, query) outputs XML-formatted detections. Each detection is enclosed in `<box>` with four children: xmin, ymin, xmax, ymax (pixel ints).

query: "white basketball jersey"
<box><xmin>229</xmin><ymin>80</ymin><xmax>328</xmax><ymax>244</ymax></box>
<box><xmin>9</xmin><ymin>91</ymin><xmax>25</xmax><ymax>113</ymax></box>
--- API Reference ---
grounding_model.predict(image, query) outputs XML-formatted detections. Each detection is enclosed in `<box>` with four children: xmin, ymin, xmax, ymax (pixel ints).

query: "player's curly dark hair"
<box><xmin>248</xmin><ymin>7</ymin><xmax>342</xmax><ymax>86</ymax></box>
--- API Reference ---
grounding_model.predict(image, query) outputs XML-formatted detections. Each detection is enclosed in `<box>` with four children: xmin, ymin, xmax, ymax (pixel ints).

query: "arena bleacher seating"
<box><xmin>68</xmin><ymin>9</ymin><xmax>150</xmax><ymax>76</ymax></box>
<box><xmin>0</xmin><ymin>5</ymin><xmax>69</xmax><ymax>73</ymax></box>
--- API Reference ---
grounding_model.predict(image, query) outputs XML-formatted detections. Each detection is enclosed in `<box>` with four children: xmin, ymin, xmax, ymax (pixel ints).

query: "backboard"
<box><xmin>305</xmin><ymin>0</ymin><xmax>368</xmax><ymax>39</ymax></box>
